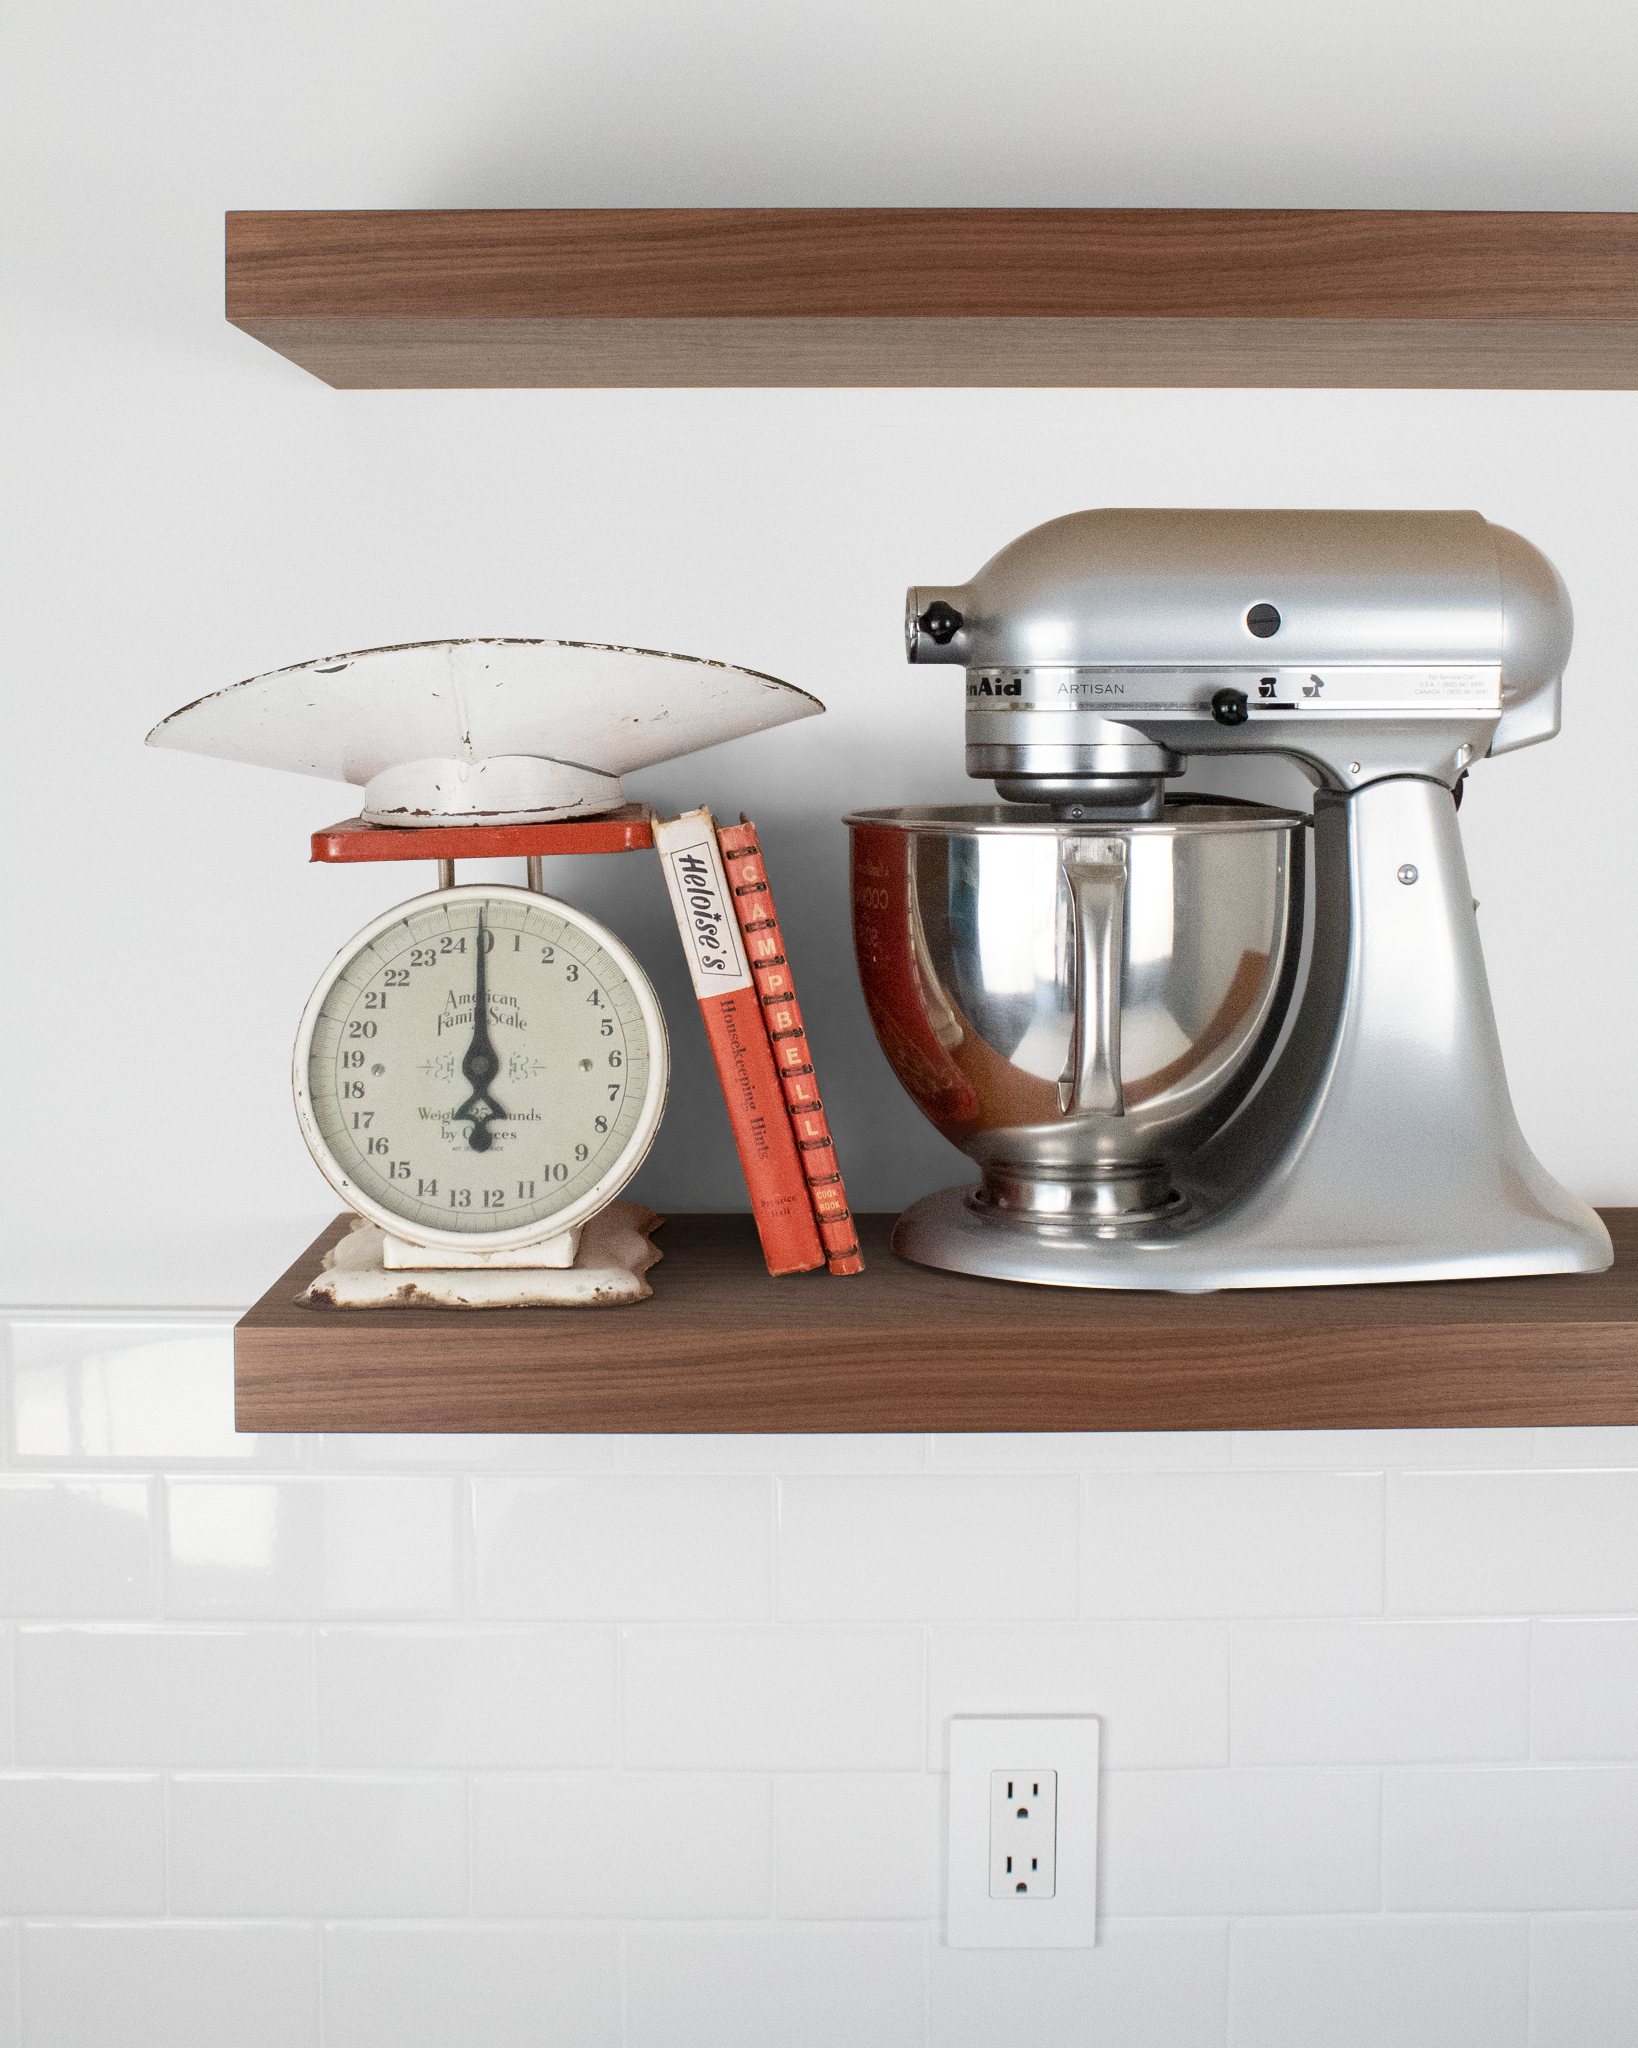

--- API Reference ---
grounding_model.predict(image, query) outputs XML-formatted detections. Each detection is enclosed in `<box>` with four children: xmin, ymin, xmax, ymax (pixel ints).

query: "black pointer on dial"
<box><xmin>452</xmin><ymin>907</ymin><xmax>507</xmax><ymax>1152</ymax></box>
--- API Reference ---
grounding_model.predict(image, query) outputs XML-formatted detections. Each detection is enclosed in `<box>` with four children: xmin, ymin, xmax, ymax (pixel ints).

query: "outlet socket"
<box><xmin>948</xmin><ymin>1716</ymin><xmax>1098</xmax><ymax>1948</ymax></box>
<box><xmin>990</xmin><ymin>1769</ymin><xmax>1057</xmax><ymax>1898</ymax></box>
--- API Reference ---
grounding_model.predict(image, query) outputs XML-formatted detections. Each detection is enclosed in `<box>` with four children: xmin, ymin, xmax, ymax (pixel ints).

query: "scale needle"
<box><xmin>453</xmin><ymin>907</ymin><xmax>507</xmax><ymax>1152</ymax></box>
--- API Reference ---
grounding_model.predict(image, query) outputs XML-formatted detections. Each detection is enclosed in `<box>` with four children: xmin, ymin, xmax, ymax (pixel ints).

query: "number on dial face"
<box><xmin>305</xmin><ymin>895</ymin><xmax>652</xmax><ymax>1235</ymax></box>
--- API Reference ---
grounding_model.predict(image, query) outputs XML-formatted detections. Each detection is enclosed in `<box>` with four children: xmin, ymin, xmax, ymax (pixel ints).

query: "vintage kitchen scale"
<box><xmin>148</xmin><ymin>638</ymin><xmax>823</xmax><ymax>1304</ymax></box>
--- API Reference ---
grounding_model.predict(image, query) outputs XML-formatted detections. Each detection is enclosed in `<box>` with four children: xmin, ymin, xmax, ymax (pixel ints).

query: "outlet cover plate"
<box><xmin>948</xmin><ymin>1715</ymin><xmax>1099</xmax><ymax>1948</ymax></box>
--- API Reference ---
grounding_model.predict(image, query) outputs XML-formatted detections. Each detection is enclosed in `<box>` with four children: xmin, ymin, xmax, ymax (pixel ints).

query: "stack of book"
<box><xmin>655</xmin><ymin>809</ymin><xmax>863</xmax><ymax>1277</ymax></box>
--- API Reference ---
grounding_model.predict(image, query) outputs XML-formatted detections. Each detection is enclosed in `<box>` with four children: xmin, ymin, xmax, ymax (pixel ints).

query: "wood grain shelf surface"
<box><xmin>235</xmin><ymin>1208</ymin><xmax>1638</xmax><ymax>1436</ymax></box>
<box><xmin>226</xmin><ymin>209</ymin><xmax>1638</xmax><ymax>391</ymax></box>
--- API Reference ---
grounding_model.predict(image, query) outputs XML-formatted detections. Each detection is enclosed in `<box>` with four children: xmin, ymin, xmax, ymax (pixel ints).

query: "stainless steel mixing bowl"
<box><xmin>847</xmin><ymin>800</ymin><xmax>1306</xmax><ymax>1225</ymax></box>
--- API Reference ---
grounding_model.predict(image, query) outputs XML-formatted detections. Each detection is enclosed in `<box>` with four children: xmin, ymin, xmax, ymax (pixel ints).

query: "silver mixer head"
<box><xmin>907</xmin><ymin>509</ymin><xmax>1572</xmax><ymax>812</ymax></box>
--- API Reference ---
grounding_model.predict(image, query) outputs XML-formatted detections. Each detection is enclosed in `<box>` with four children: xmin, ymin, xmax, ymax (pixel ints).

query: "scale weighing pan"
<box><xmin>146</xmin><ymin>637</ymin><xmax>825</xmax><ymax>826</ymax></box>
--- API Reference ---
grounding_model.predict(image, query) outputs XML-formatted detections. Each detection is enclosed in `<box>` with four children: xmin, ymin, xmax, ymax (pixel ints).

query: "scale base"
<box><xmin>894</xmin><ymin>1183</ymin><xmax>1612</xmax><ymax>1296</ymax></box>
<box><xmin>382</xmin><ymin>1227</ymin><xmax>582</xmax><ymax>1270</ymax></box>
<box><xmin>304</xmin><ymin>1202</ymin><xmax>663</xmax><ymax>1308</ymax></box>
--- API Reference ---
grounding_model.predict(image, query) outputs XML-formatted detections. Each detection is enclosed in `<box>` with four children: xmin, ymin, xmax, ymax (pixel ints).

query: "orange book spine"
<box><xmin>654</xmin><ymin>809</ymin><xmax>825</xmax><ymax>1278</ymax></box>
<box><xmin>717</xmin><ymin>818</ymin><xmax>864</xmax><ymax>1276</ymax></box>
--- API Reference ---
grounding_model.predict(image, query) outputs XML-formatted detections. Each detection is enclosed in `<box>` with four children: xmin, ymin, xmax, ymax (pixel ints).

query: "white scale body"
<box><xmin>294</xmin><ymin>885</ymin><xmax>669</xmax><ymax>1279</ymax></box>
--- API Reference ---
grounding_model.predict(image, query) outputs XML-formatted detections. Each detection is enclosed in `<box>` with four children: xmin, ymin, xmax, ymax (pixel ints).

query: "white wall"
<box><xmin>5</xmin><ymin>0</ymin><xmax>1638</xmax><ymax>1302</ymax></box>
<box><xmin>7</xmin><ymin>0</ymin><xmax>1638</xmax><ymax>2041</ymax></box>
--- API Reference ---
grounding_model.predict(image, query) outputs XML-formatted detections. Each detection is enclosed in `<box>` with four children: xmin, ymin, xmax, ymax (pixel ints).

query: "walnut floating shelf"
<box><xmin>224</xmin><ymin>208</ymin><xmax>1638</xmax><ymax>391</ymax></box>
<box><xmin>235</xmin><ymin>1210</ymin><xmax>1638</xmax><ymax>1435</ymax></box>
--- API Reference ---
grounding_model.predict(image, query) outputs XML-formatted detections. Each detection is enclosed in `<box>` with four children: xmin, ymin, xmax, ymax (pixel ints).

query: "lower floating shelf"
<box><xmin>234</xmin><ymin>1210</ymin><xmax>1638</xmax><ymax>1435</ymax></box>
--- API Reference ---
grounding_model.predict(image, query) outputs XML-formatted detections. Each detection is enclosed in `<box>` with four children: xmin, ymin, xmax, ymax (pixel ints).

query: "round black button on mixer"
<box><xmin>1211</xmin><ymin>688</ymin><xmax>1250</xmax><ymax>726</ymax></box>
<box><xmin>1246</xmin><ymin>603</ymin><xmax>1282</xmax><ymax>638</ymax></box>
<box><xmin>917</xmin><ymin>601</ymin><xmax>965</xmax><ymax>645</ymax></box>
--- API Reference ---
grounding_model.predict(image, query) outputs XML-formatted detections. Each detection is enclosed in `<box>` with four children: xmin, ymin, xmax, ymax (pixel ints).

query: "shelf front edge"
<box><xmin>229</xmin><ymin>316</ymin><xmax>1638</xmax><ymax>392</ymax></box>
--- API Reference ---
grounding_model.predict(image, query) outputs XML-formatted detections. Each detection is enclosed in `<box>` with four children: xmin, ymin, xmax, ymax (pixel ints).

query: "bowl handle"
<box><xmin>1058</xmin><ymin>847</ymin><xmax>1128</xmax><ymax>1118</ymax></box>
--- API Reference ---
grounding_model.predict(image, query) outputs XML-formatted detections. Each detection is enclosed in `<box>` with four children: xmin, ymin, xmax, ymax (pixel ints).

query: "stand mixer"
<box><xmin>847</xmin><ymin>509</ymin><xmax>1611</xmax><ymax>1291</ymax></box>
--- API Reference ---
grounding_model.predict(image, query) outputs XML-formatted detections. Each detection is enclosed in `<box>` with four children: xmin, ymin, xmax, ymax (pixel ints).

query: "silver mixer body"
<box><xmin>850</xmin><ymin>509</ymin><xmax>1611</xmax><ymax>1291</ymax></box>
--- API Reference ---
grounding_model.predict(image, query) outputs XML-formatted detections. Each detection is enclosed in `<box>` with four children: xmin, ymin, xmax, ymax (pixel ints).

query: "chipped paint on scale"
<box><xmin>146</xmin><ymin>638</ymin><xmax>825</xmax><ymax>826</ymax></box>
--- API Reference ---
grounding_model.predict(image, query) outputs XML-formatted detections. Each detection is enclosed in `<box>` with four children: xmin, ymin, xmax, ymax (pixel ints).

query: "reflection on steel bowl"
<box><xmin>847</xmin><ymin>800</ymin><xmax>1305</xmax><ymax>1226</ymax></box>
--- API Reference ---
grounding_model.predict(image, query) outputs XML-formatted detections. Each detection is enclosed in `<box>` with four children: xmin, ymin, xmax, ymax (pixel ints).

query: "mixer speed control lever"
<box><xmin>1210</xmin><ymin>688</ymin><xmax>1250</xmax><ymax>727</ymax></box>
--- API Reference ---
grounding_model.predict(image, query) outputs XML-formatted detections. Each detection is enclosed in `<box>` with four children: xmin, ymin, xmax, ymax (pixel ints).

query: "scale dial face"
<box><xmin>293</xmin><ymin>886</ymin><xmax>668</xmax><ymax>1252</ymax></box>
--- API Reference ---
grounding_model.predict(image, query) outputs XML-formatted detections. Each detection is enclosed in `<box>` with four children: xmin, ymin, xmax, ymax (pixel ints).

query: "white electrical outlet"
<box><xmin>990</xmin><ymin>1769</ymin><xmax>1057</xmax><ymax>1898</ymax></box>
<box><xmin>947</xmin><ymin>1716</ymin><xmax>1098</xmax><ymax>1948</ymax></box>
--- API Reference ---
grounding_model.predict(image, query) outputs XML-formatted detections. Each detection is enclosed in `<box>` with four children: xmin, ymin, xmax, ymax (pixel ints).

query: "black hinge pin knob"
<box><xmin>917</xmin><ymin>601</ymin><xmax>964</xmax><ymax>646</ymax></box>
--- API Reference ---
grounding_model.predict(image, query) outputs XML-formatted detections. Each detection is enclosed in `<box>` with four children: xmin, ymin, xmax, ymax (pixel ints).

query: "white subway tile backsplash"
<box><xmin>1228</xmin><ymin>1917</ymin><xmax>1528</xmax><ymax>2048</ymax></box>
<box><xmin>1534</xmin><ymin>1428</ymin><xmax>1638</xmax><ymax>1467</ymax></box>
<box><xmin>323</xmin><ymin>1926</ymin><xmax>621</xmax><ymax>2048</ymax></box>
<box><xmin>1529</xmin><ymin>1914</ymin><xmax>1638</xmax><ymax>2048</ymax></box>
<box><xmin>1383</xmin><ymin>1767</ymin><xmax>1638</xmax><ymax>1910</ymax></box>
<box><xmin>168</xmin><ymin>1776</ymin><xmax>467</xmax><ymax>1917</ymax></box>
<box><xmin>1233</xmin><ymin>1429</ymin><xmax>1532</xmax><ymax>1468</ymax></box>
<box><xmin>472</xmin><ymin>1773</ymin><xmax>772</xmax><ymax>1917</ymax></box>
<box><xmin>1387</xmin><ymin>1470</ymin><xmax>1638</xmax><ymax>1613</ymax></box>
<box><xmin>165</xmin><ymin>1479</ymin><xmax>457</xmax><ymax>1619</ymax></box>
<box><xmin>473</xmin><ymin>1476</ymin><xmax>771</xmax><ymax>1619</ymax></box>
<box><xmin>0</xmin><ymin>1775</ymin><xmax>163</xmax><ymax>1914</ymax></box>
<box><xmin>777</xmin><ymin>1476</ymin><xmax>1078</xmax><ymax>1620</ymax></box>
<box><xmin>624</xmin><ymin>1626</ymin><xmax>924</xmax><ymax>1770</ymax></box>
<box><xmin>1101</xmin><ymin>1770</ymin><xmax>1380</xmax><ymax>1916</ymax></box>
<box><xmin>1083</xmin><ymin>1472</ymin><xmax>1384</xmax><ymax>1618</ymax></box>
<box><xmin>21</xmin><ymin>1924</ymin><xmax>319</xmax><ymax>2048</ymax></box>
<box><xmin>14</xmin><ymin>1627</ymin><xmax>309</xmax><ymax>1765</ymax></box>
<box><xmin>1532</xmin><ymin>1622</ymin><xmax>1638</xmax><ymax>1760</ymax></box>
<box><xmin>624</xmin><ymin>1434</ymin><xmax>928</xmax><ymax>1472</ymax></box>
<box><xmin>625</xmin><ymin>1927</ymin><xmax>927</xmax><ymax>2048</ymax></box>
<box><xmin>7</xmin><ymin>1324</ymin><xmax>296</xmax><ymax>1466</ymax></box>
<box><xmin>0</xmin><ymin>1925</ymin><xmax>13</xmax><ymax>2048</ymax></box>
<box><xmin>930</xmin><ymin>1922</ymin><xmax>1229</xmax><ymax>2048</ymax></box>
<box><xmin>776</xmin><ymin>1773</ymin><xmax>940</xmax><ymax>1918</ymax></box>
<box><xmin>0</xmin><ymin>1481</ymin><xmax>152</xmax><ymax>1617</ymax></box>
<box><xmin>317</xmin><ymin>1433</ymin><xmax>624</xmax><ymax>1470</ymax></box>
<box><xmin>317</xmin><ymin>1627</ymin><xmax>616</xmax><ymax>1767</ymax></box>
<box><xmin>1230</xmin><ymin>1621</ymin><xmax>1529</xmax><ymax>1764</ymax></box>
<box><xmin>930</xmin><ymin>1432</ymin><xmax>1231</xmax><ymax>1471</ymax></box>
<box><xmin>3</xmin><ymin>1302</ymin><xmax>1637</xmax><ymax>2044</ymax></box>
<box><xmin>926</xmin><ymin>1624</ymin><xmax>1228</xmax><ymax>1769</ymax></box>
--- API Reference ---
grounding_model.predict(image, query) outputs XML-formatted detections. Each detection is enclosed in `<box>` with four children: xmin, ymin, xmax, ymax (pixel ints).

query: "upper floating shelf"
<box><xmin>225</xmin><ymin>208</ymin><xmax>1638</xmax><ymax>391</ymax></box>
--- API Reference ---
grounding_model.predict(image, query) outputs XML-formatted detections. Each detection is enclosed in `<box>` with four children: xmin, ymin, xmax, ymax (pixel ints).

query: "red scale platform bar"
<box><xmin>310</xmin><ymin>804</ymin><xmax>657</xmax><ymax>864</ymax></box>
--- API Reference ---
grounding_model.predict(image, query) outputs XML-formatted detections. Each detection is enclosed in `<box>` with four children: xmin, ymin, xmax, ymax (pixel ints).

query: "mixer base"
<box><xmin>893</xmin><ymin>1183</ymin><xmax>1613</xmax><ymax>1295</ymax></box>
